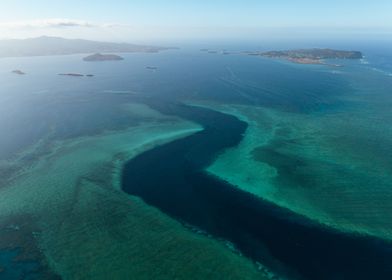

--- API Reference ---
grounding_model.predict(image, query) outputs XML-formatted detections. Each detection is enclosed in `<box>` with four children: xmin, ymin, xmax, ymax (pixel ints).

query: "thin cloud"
<box><xmin>0</xmin><ymin>19</ymin><xmax>96</xmax><ymax>29</ymax></box>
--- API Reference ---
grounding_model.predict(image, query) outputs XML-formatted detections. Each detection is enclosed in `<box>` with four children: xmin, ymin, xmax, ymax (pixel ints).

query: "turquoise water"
<box><xmin>1</xmin><ymin>41</ymin><xmax>392</xmax><ymax>278</ymax></box>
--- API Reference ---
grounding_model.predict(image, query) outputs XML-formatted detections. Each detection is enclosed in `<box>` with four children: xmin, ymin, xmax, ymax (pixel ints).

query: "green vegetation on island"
<box><xmin>83</xmin><ymin>53</ymin><xmax>124</xmax><ymax>62</ymax></box>
<box><xmin>252</xmin><ymin>48</ymin><xmax>363</xmax><ymax>65</ymax></box>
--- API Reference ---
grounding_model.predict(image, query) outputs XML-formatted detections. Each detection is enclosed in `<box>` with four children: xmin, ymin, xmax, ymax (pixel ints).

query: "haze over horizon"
<box><xmin>1</xmin><ymin>0</ymin><xmax>392</xmax><ymax>43</ymax></box>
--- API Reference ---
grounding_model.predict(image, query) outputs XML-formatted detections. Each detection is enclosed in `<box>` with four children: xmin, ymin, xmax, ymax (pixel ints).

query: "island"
<box><xmin>12</xmin><ymin>70</ymin><xmax>26</xmax><ymax>75</ymax></box>
<box><xmin>58</xmin><ymin>73</ymin><xmax>84</xmax><ymax>77</ymax></box>
<box><xmin>83</xmin><ymin>53</ymin><xmax>124</xmax><ymax>62</ymax></box>
<box><xmin>146</xmin><ymin>66</ymin><xmax>158</xmax><ymax>70</ymax></box>
<box><xmin>0</xmin><ymin>36</ymin><xmax>174</xmax><ymax>58</ymax></box>
<box><xmin>253</xmin><ymin>48</ymin><xmax>363</xmax><ymax>66</ymax></box>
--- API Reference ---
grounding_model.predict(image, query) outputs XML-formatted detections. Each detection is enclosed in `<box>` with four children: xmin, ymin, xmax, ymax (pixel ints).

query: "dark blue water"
<box><xmin>122</xmin><ymin>101</ymin><xmax>392</xmax><ymax>280</ymax></box>
<box><xmin>0</xmin><ymin>249</ymin><xmax>40</xmax><ymax>280</ymax></box>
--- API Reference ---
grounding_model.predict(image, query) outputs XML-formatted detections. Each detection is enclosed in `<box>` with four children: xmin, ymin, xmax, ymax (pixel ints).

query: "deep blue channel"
<box><xmin>122</xmin><ymin>101</ymin><xmax>392</xmax><ymax>280</ymax></box>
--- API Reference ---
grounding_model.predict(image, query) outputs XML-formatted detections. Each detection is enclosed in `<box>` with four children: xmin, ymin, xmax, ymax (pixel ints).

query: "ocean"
<box><xmin>0</xmin><ymin>41</ymin><xmax>392</xmax><ymax>279</ymax></box>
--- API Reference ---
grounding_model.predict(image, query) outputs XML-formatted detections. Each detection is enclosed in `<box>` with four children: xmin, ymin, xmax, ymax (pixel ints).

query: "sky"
<box><xmin>0</xmin><ymin>0</ymin><xmax>391</xmax><ymax>42</ymax></box>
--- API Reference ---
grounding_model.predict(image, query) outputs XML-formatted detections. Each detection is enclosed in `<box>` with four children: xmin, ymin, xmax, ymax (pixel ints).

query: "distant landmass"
<box><xmin>0</xmin><ymin>36</ymin><xmax>173</xmax><ymax>58</ymax></box>
<box><xmin>83</xmin><ymin>53</ymin><xmax>124</xmax><ymax>62</ymax></box>
<box><xmin>58</xmin><ymin>73</ymin><xmax>84</xmax><ymax>77</ymax></box>
<box><xmin>257</xmin><ymin>48</ymin><xmax>363</xmax><ymax>66</ymax></box>
<box><xmin>58</xmin><ymin>73</ymin><xmax>94</xmax><ymax>77</ymax></box>
<box><xmin>261</xmin><ymin>49</ymin><xmax>363</xmax><ymax>59</ymax></box>
<box><xmin>12</xmin><ymin>70</ymin><xmax>25</xmax><ymax>75</ymax></box>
